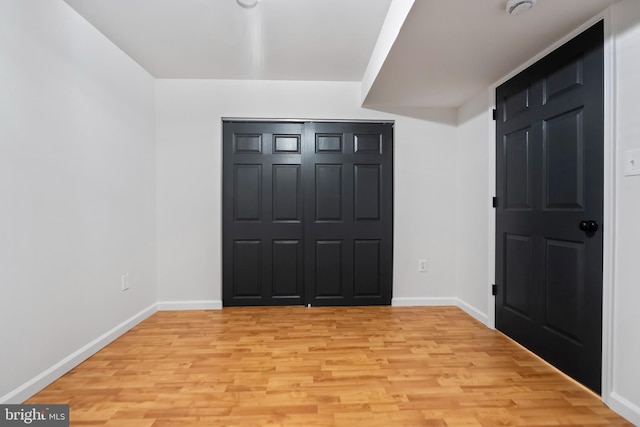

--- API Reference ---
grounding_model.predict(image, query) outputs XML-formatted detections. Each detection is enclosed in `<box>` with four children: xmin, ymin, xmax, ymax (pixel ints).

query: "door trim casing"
<box><xmin>222</xmin><ymin>117</ymin><xmax>395</xmax><ymax>124</ymax></box>
<box><xmin>487</xmin><ymin>9</ymin><xmax>615</xmax><ymax>403</ymax></box>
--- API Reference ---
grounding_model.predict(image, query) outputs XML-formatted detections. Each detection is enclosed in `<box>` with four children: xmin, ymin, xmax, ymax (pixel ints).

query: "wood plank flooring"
<box><xmin>27</xmin><ymin>306</ymin><xmax>632</xmax><ymax>426</ymax></box>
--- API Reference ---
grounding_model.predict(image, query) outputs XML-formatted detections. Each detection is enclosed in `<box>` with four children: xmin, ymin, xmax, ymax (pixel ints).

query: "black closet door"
<box><xmin>223</xmin><ymin>121</ymin><xmax>393</xmax><ymax>307</ymax></box>
<box><xmin>223</xmin><ymin>122</ymin><xmax>305</xmax><ymax>306</ymax></box>
<box><xmin>303</xmin><ymin>122</ymin><xmax>393</xmax><ymax>306</ymax></box>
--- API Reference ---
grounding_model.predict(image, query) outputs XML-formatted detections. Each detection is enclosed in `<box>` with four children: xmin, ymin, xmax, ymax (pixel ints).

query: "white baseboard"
<box><xmin>456</xmin><ymin>298</ymin><xmax>489</xmax><ymax>326</ymax></box>
<box><xmin>391</xmin><ymin>297</ymin><xmax>458</xmax><ymax>306</ymax></box>
<box><xmin>391</xmin><ymin>297</ymin><xmax>489</xmax><ymax>326</ymax></box>
<box><xmin>0</xmin><ymin>303</ymin><xmax>157</xmax><ymax>404</ymax></box>
<box><xmin>607</xmin><ymin>392</ymin><xmax>640</xmax><ymax>426</ymax></box>
<box><xmin>157</xmin><ymin>300</ymin><xmax>222</xmax><ymax>310</ymax></box>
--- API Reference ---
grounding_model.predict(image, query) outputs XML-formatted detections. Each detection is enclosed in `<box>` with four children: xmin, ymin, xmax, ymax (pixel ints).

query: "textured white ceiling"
<box><xmin>63</xmin><ymin>0</ymin><xmax>618</xmax><ymax>108</ymax></box>
<box><xmin>62</xmin><ymin>0</ymin><xmax>393</xmax><ymax>80</ymax></box>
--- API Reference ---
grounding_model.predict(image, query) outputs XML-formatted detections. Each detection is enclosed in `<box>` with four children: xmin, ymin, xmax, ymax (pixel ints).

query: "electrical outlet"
<box><xmin>121</xmin><ymin>273</ymin><xmax>130</xmax><ymax>291</ymax></box>
<box><xmin>418</xmin><ymin>259</ymin><xmax>427</xmax><ymax>272</ymax></box>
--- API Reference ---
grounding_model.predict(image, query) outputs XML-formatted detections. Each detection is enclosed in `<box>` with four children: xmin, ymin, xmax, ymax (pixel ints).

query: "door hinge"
<box><xmin>492</xmin><ymin>197</ymin><xmax>498</xmax><ymax>208</ymax></box>
<box><xmin>492</xmin><ymin>284</ymin><xmax>498</xmax><ymax>296</ymax></box>
<box><xmin>492</xmin><ymin>109</ymin><xmax>497</xmax><ymax>121</ymax></box>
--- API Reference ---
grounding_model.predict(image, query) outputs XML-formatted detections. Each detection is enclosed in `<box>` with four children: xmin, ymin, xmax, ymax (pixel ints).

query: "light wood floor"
<box><xmin>27</xmin><ymin>306</ymin><xmax>631</xmax><ymax>426</ymax></box>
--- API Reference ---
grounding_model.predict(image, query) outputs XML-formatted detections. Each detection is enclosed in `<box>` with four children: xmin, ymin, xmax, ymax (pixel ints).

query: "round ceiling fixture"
<box><xmin>237</xmin><ymin>0</ymin><xmax>258</xmax><ymax>8</ymax></box>
<box><xmin>506</xmin><ymin>0</ymin><xmax>537</xmax><ymax>15</ymax></box>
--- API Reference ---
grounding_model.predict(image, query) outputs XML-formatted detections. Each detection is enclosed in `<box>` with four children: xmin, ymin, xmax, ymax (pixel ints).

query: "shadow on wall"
<box><xmin>456</xmin><ymin>91</ymin><xmax>491</xmax><ymax>127</ymax></box>
<box><xmin>364</xmin><ymin>106</ymin><xmax>458</xmax><ymax>125</ymax></box>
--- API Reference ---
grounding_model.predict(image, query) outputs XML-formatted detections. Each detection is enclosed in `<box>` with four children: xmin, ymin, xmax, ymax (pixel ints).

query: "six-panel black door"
<box><xmin>223</xmin><ymin>122</ymin><xmax>306</xmax><ymax>306</ymax></box>
<box><xmin>495</xmin><ymin>22</ymin><xmax>604</xmax><ymax>393</ymax></box>
<box><xmin>223</xmin><ymin>121</ymin><xmax>393</xmax><ymax>307</ymax></box>
<box><xmin>304</xmin><ymin>122</ymin><xmax>393</xmax><ymax>306</ymax></box>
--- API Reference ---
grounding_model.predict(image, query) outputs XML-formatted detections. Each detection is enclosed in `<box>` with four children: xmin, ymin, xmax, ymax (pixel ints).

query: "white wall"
<box><xmin>455</xmin><ymin>90</ymin><xmax>492</xmax><ymax>323</ymax></box>
<box><xmin>609</xmin><ymin>0</ymin><xmax>640</xmax><ymax>423</ymax></box>
<box><xmin>0</xmin><ymin>0</ymin><xmax>156</xmax><ymax>402</ymax></box>
<box><xmin>155</xmin><ymin>79</ymin><xmax>458</xmax><ymax>307</ymax></box>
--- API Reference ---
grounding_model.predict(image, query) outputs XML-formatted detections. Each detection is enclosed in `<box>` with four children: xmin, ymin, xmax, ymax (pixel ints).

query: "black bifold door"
<box><xmin>222</xmin><ymin>121</ymin><xmax>393</xmax><ymax>307</ymax></box>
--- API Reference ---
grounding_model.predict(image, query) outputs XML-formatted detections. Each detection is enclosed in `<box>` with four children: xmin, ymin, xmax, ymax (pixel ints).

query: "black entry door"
<box><xmin>495</xmin><ymin>22</ymin><xmax>604</xmax><ymax>393</ymax></box>
<box><xmin>223</xmin><ymin>121</ymin><xmax>393</xmax><ymax>307</ymax></box>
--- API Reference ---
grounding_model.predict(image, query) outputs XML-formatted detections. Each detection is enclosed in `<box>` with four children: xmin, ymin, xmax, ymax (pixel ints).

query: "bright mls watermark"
<box><xmin>0</xmin><ymin>405</ymin><xmax>68</xmax><ymax>426</ymax></box>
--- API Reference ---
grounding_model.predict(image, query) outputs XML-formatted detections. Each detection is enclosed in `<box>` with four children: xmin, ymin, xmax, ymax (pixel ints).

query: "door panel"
<box><xmin>544</xmin><ymin>109</ymin><xmax>585</xmax><ymax>209</ymax></box>
<box><xmin>545</xmin><ymin>59</ymin><xmax>583</xmax><ymax>102</ymax></box>
<box><xmin>544</xmin><ymin>238</ymin><xmax>584</xmax><ymax>341</ymax></box>
<box><xmin>354</xmin><ymin>240</ymin><xmax>381</xmax><ymax>296</ymax></box>
<box><xmin>314</xmin><ymin>240</ymin><xmax>344</xmax><ymax>298</ymax></box>
<box><xmin>273</xmin><ymin>135</ymin><xmax>300</xmax><ymax>153</ymax></box>
<box><xmin>233</xmin><ymin>240</ymin><xmax>261</xmax><ymax>298</ymax></box>
<box><xmin>223</xmin><ymin>121</ymin><xmax>393</xmax><ymax>307</ymax></box>
<box><xmin>495</xmin><ymin>21</ymin><xmax>604</xmax><ymax>393</ymax></box>
<box><xmin>234</xmin><ymin>165</ymin><xmax>262</xmax><ymax>221</ymax></box>
<box><xmin>504</xmin><ymin>234</ymin><xmax>533</xmax><ymax>319</ymax></box>
<box><xmin>354</xmin><ymin>165</ymin><xmax>381</xmax><ymax>220</ymax></box>
<box><xmin>316</xmin><ymin>134</ymin><xmax>342</xmax><ymax>153</ymax></box>
<box><xmin>354</xmin><ymin>134</ymin><xmax>382</xmax><ymax>153</ymax></box>
<box><xmin>272</xmin><ymin>165</ymin><xmax>301</xmax><ymax>222</ymax></box>
<box><xmin>505</xmin><ymin>87</ymin><xmax>530</xmax><ymax>119</ymax></box>
<box><xmin>272</xmin><ymin>240</ymin><xmax>302</xmax><ymax>297</ymax></box>
<box><xmin>304</xmin><ymin>122</ymin><xmax>393</xmax><ymax>306</ymax></box>
<box><xmin>234</xmin><ymin>134</ymin><xmax>262</xmax><ymax>153</ymax></box>
<box><xmin>315</xmin><ymin>164</ymin><xmax>343</xmax><ymax>221</ymax></box>
<box><xmin>223</xmin><ymin>122</ymin><xmax>305</xmax><ymax>306</ymax></box>
<box><xmin>504</xmin><ymin>128</ymin><xmax>532</xmax><ymax>210</ymax></box>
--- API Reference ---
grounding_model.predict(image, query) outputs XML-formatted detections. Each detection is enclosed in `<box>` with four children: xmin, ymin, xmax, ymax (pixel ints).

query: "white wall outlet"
<box><xmin>418</xmin><ymin>259</ymin><xmax>427</xmax><ymax>272</ymax></box>
<box><xmin>121</xmin><ymin>273</ymin><xmax>129</xmax><ymax>291</ymax></box>
<box><xmin>624</xmin><ymin>149</ymin><xmax>640</xmax><ymax>176</ymax></box>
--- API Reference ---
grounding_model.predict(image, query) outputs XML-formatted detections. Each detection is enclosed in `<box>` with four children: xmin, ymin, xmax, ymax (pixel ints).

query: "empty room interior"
<box><xmin>2</xmin><ymin>0</ymin><xmax>640</xmax><ymax>425</ymax></box>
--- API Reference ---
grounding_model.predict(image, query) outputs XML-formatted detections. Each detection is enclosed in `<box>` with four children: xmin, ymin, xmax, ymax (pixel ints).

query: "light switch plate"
<box><xmin>624</xmin><ymin>149</ymin><xmax>640</xmax><ymax>176</ymax></box>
